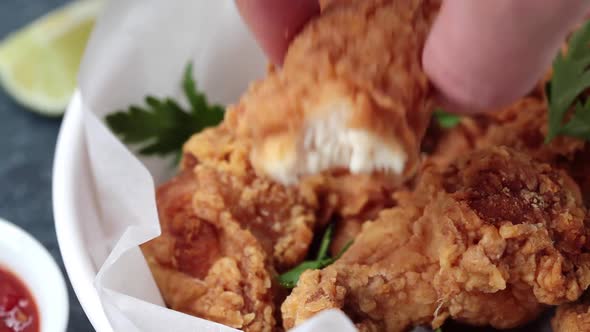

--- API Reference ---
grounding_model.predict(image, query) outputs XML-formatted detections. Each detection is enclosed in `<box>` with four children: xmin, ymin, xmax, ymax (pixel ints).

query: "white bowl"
<box><xmin>0</xmin><ymin>217</ymin><xmax>69</xmax><ymax>332</ymax></box>
<box><xmin>53</xmin><ymin>91</ymin><xmax>113</xmax><ymax>332</ymax></box>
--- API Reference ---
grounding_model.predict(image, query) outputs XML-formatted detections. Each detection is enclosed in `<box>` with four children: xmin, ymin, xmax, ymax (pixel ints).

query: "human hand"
<box><xmin>236</xmin><ymin>0</ymin><xmax>590</xmax><ymax>112</ymax></box>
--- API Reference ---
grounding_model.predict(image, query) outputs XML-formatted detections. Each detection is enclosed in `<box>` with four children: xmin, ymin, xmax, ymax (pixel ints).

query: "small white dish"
<box><xmin>0</xmin><ymin>217</ymin><xmax>69</xmax><ymax>332</ymax></box>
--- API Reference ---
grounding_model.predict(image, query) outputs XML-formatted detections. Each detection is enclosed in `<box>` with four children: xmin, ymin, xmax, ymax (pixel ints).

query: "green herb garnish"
<box><xmin>105</xmin><ymin>63</ymin><xmax>224</xmax><ymax>157</ymax></box>
<box><xmin>434</xmin><ymin>328</ymin><xmax>442</xmax><ymax>332</ymax></box>
<box><xmin>433</xmin><ymin>108</ymin><xmax>461</xmax><ymax>129</ymax></box>
<box><xmin>546</xmin><ymin>21</ymin><xmax>590</xmax><ymax>142</ymax></box>
<box><xmin>278</xmin><ymin>224</ymin><xmax>353</xmax><ymax>289</ymax></box>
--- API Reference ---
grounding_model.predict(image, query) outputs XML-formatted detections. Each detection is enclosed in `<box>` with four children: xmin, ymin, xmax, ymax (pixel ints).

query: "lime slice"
<box><xmin>0</xmin><ymin>0</ymin><xmax>104</xmax><ymax>116</ymax></box>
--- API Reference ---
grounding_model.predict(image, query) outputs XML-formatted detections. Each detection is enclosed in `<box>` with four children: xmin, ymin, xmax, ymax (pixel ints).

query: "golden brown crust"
<box><xmin>233</xmin><ymin>0</ymin><xmax>437</xmax><ymax>183</ymax></box>
<box><xmin>433</xmin><ymin>147</ymin><xmax>590</xmax><ymax>306</ymax></box>
<box><xmin>282</xmin><ymin>147</ymin><xmax>590</xmax><ymax>331</ymax></box>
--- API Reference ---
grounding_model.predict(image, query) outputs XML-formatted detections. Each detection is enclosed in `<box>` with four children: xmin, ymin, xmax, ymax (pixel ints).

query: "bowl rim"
<box><xmin>53</xmin><ymin>91</ymin><xmax>113</xmax><ymax>332</ymax></box>
<box><xmin>0</xmin><ymin>217</ymin><xmax>69</xmax><ymax>332</ymax></box>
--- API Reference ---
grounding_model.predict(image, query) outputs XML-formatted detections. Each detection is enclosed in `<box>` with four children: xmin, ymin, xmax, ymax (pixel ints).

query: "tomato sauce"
<box><xmin>0</xmin><ymin>267</ymin><xmax>38</xmax><ymax>332</ymax></box>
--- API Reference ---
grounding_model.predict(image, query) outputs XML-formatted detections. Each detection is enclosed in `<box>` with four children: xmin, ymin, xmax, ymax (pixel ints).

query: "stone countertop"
<box><xmin>0</xmin><ymin>0</ymin><xmax>94</xmax><ymax>331</ymax></box>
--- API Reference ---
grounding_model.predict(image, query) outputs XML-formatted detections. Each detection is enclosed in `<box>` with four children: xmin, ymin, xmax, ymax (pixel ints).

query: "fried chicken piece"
<box><xmin>232</xmin><ymin>0</ymin><xmax>438</xmax><ymax>184</ymax></box>
<box><xmin>141</xmin><ymin>171</ymin><xmax>276</xmax><ymax>331</ymax></box>
<box><xmin>282</xmin><ymin>202</ymin><xmax>446</xmax><ymax>331</ymax></box>
<box><xmin>182</xmin><ymin>124</ymin><xmax>321</xmax><ymax>270</ymax></box>
<box><xmin>552</xmin><ymin>294</ymin><xmax>590</xmax><ymax>332</ymax></box>
<box><xmin>282</xmin><ymin>146</ymin><xmax>590</xmax><ymax>331</ymax></box>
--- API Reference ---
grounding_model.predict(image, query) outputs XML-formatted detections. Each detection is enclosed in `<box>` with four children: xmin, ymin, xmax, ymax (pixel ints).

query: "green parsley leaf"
<box><xmin>546</xmin><ymin>20</ymin><xmax>590</xmax><ymax>142</ymax></box>
<box><xmin>315</xmin><ymin>221</ymin><xmax>334</xmax><ymax>260</ymax></box>
<box><xmin>433</xmin><ymin>108</ymin><xmax>461</xmax><ymax>129</ymax></box>
<box><xmin>276</xmin><ymin>261</ymin><xmax>325</xmax><ymax>289</ymax></box>
<box><xmin>105</xmin><ymin>62</ymin><xmax>225</xmax><ymax>157</ymax></box>
<box><xmin>277</xmin><ymin>224</ymin><xmax>353</xmax><ymax>289</ymax></box>
<box><xmin>183</xmin><ymin>63</ymin><xmax>225</xmax><ymax>125</ymax></box>
<box><xmin>558</xmin><ymin>98</ymin><xmax>590</xmax><ymax>140</ymax></box>
<box><xmin>434</xmin><ymin>328</ymin><xmax>442</xmax><ymax>332</ymax></box>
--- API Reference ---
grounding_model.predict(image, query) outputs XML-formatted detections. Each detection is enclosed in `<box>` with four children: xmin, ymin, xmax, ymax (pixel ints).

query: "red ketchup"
<box><xmin>0</xmin><ymin>267</ymin><xmax>39</xmax><ymax>332</ymax></box>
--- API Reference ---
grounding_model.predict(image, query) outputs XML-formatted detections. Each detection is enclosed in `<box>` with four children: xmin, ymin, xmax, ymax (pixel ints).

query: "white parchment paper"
<box><xmin>77</xmin><ymin>0</ymin><xmax>360</xmax><ymax>331</ymax></box>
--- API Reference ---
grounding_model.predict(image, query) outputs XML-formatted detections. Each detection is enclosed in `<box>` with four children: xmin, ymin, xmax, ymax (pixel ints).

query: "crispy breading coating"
<box><xmin>232</xmin><ymin>0</ymin><xmax>437</xmax><ymax>184</ymax></box>
<box><xmin>142</xmin><ymin>171</ymin><xmax>276</xmax><ymax>331</ymax></box>
<box><xmin>282</xmin><ymin>147</ymin><xmax>590</xmax><ymax>331</ymax></box>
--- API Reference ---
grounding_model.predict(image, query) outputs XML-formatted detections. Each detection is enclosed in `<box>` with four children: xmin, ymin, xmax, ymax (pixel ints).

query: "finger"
<box><xmin>236</xmin><ymin>0</ymin><xmax>320</xmax><ymax>65</ymax></box>
<box><xmin>423</xmin><ymin>0</ymin><xmax>590</xmax><ymax>113</ymax></box>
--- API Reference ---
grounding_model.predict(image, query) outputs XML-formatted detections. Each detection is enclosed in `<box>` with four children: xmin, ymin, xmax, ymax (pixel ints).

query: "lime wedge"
<box><xmin>0</xmin><ymin>0</ymin><xmax>104</xmax><ymax>116</ymax></box>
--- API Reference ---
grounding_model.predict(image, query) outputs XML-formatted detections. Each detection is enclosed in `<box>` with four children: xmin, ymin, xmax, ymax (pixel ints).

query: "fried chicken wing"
<box><xmin>141</xmin><ymin>171</ymin><xmax>276</xmax><ymax>331</ymax></box>
<box><xmin>232</xmin><ymin>0</ymin><xmax>438</xmax><ymax>184</ymax></box>
<box><xmin>552</xmin><ymin>294</ymin><xmax>590</xmax><ymax>332</ymax></box>
<box><xmin>281</xmin><ymin>147</ymin><xmax>590</xmax><ymax>331</ymax></box>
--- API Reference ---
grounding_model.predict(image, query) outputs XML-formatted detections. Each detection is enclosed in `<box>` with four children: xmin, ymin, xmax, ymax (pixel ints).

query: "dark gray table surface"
<box><xmin>0</xmin><ymin>0</ymin><xmax>94</xmax><ymax>331</ymax></box>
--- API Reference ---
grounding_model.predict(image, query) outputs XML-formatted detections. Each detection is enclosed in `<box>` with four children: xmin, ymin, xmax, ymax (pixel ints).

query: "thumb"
<box><xmin>236</xmin><ymin>0</ymin><xmax>319</xmax><ymax>65</ymax></box>
<box><xmin>423</xmin><ymin>0</ymin><xmax>590</xmax><ymax>112</ymax></box>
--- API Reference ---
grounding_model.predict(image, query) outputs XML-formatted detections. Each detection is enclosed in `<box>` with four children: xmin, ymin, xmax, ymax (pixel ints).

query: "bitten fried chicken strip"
<box><xmin>282</xmin><ymin>146</ymin><xmax>590</xmax><ymax>331</ymax></box>
<box><xmin>552</xmin><ymin>294</ymin><xmax>590</xmax><ymax>332</ymax></box>
<box><xmin>141</xmin><ymin>171</ymin><xmax>276</xmax><ymax>331</ymax></box>
<box><xmin>181</xmin><ymin>124</ymin><xmax>321</xmax><ymax>270</ymax></box>
<box><xmin>232</xmin><ymin>0</ymin><xmax>438</xmax><ymax>184</ymax></box>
